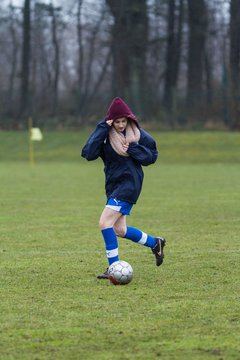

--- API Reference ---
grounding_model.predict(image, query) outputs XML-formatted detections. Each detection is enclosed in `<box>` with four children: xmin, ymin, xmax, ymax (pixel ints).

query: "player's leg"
<box><xmin>99</xmin><ymin>207</ymin><xmax>122</xmax><ymax>265</ymax></box>
<box><xmin>120</xmin><ymin>223</ymin><xmax>166</xmax><ymax>267</ymax></box>
<box><xmin>114</xmin><ymin>215</ymin><xmax>159</xmax><ymax>248</ymax></box>
<box><xmin>99</xmin><ymin>206</ymin><xmax>123</xmax><ymax>230</ymax></box>
<box><xmin>125</xmin><ymin>226</ymin><xmax>166</xmax><ymax>266</ymax></box>
<box><xmin>113</xmin><ymin>214</ymin><xmax>127</xmax><ymax>237</ymax></box>
<box><xmin>113</xmin><ymin>207</ymin><xmax>166</xmax><ymax>267</ymax></box>
<box><xmin>97</xmin><ymin>207</ymin><xmax>122</xmax><ymax>279</ymax></box>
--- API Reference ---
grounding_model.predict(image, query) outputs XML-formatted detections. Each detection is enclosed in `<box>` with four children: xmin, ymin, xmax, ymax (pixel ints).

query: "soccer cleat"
<box><xmin>97</xmin><ymin>268</ymin><xmax>109</xmax><ymax>279</ymax></box>
<box><xmin>152</xmin><ymin>237</ymin><xmax>166</xmax><ymax>266</ymax></box>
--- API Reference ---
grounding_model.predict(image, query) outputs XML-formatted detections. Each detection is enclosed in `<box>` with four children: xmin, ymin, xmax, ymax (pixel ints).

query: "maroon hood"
<box><xmin>105</xmin><ymin>97</ymin><xmax>139</xmax><ymax>126</ymax></box>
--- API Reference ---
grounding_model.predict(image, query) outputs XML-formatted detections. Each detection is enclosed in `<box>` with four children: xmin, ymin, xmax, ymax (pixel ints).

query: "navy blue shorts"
<box><xmin>106</xmin><ymin>198</ymin><xmax>133</xmax><ymax>215</ymax></box>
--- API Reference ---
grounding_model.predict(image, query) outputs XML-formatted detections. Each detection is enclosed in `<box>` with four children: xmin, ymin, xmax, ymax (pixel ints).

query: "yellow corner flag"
<box><xmin>31</xmin><ymin>127</ymin><xmax>43</xmax><ymax>141</ymax></box>
<box><xmin>28</xmin><ymin>117</ymin><xmax>43</xmax><ymax>165</ymax></box>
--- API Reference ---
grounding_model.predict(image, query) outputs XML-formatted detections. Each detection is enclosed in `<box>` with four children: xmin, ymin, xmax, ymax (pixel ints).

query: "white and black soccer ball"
<box><xmin>108</xmin><ymin>260</ymin><xmax>133</xmax><ymax>285</ymax></box>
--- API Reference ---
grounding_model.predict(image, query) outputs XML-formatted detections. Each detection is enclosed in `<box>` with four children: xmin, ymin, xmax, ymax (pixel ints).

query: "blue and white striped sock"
<box><xmin>101</xmin><ymin>227</ymin><xmax>119</xmax><ymax>265</ymax></box>
<box><xmin>124</xmin><ymin>226</ymin><xmax>156</xmax><ymax>248</ymax></box>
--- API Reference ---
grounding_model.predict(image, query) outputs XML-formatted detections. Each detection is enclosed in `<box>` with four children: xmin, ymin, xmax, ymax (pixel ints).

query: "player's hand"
<box><xmin>106</xmin><ymin>119</ymin><xmax>113</xmax><ymax>126</ymax></box>
<box><xmin>122</xmin><ymin>142</ymin><xmax>129</xmax><ymax>152</ymax></box>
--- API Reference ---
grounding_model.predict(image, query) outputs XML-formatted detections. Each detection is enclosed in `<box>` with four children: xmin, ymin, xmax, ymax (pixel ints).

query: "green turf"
<box><xmin>0</xmin><ymin>131</ymin><xmax>240</xmax><ymax>359</ymax></box>
<box><xmin>0</xmin><ymin>130</ymin><xmax>240</xmax><ymax>163</ymax></box>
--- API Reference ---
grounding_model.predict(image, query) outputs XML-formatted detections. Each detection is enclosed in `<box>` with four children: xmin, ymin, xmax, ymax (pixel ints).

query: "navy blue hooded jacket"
<box><xmin>81</xmin><ymin>98</ymin><xmax>158</xmax><ymax>204</ymax></box>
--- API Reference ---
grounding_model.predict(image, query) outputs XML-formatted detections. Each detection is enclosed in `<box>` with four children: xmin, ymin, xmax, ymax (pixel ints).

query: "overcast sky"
<box><xmin>3</xmin><ymin>0</ymin><xmax>50</xmax><ymax>4</ymax></box>
<box><xmin>1</xmin><ymin>0</ymin><xmax>100</xmax><ymax>14</ymax></box>
<box><xmin>1</xmin><ymin>0</ymin><xmax>73</xmax><ymax>7</ymax></box>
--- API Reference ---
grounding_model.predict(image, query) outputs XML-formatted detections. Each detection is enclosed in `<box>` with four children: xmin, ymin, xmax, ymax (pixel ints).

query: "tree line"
<box><xmin>0</xmin><ymin>0</ymin><xmax>240</xmax><ymax>130</ymax></box>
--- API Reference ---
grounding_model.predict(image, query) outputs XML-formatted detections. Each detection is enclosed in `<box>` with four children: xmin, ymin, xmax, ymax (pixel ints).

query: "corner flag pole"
<box><xmin>28</xmin><ymin>116</ymin><xmax>35</xmax><ymax>165</ymax></box>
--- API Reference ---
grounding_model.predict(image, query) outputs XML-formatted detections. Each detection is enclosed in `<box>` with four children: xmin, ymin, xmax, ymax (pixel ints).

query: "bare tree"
<box><xmin>80</xmin><ymin>7</ymin><xmax>106</xmax><ymax>113</ymax></box>
<box><xmin>76</xmin><ymin>0</ymin><xmax>84</xmax><ymax>112</ymax></box>
<box><xmin>0</xmin><ymin>0</ymin><xmax>236</xmax><ymax>129</ymax></box>
<box><xmin>30</xmin><ymin>1</ymin><xmax>63</xmax><ymax>118</ymax></box>
<box><xmin>6</xmin><ymin>5</ymin><xmax>20</xmax><ymax>117</ymax></box>
<box><xmin>20</xmin><ymin>0</ymin><xmax>31</xmax><ymax>118</ymax></box>
<box><xmin>33</xmin><ymin>2</ymin><xmax>52</xmax><ymax>113</ymax></box>
<box><xmin>49</xmin><ymin>2</ymin><xmax>61</xmax><ymax>115</ymax></box>
<box><xmin>187</xmin><ymin>0</ymin><xmax>208</xmax><ymax>110</ymax></box>
<box><xmin>106</xmin><ymin>0</ymin><xmax>149</xmax><ymax>118</ymax></box>
<box><xmin>74</xmin><ymin>1</ymin><xmax>112</xmax><ymax>122</ymax></box>
<box><xmin>163</xmin><ymin>0</ymin><xmax>184</xmax><ymax>118</ymax></box>
<box><xmin>229</xmin><ymin>0</ymin><xmax>240</xmax><ymax>129</ymax></box>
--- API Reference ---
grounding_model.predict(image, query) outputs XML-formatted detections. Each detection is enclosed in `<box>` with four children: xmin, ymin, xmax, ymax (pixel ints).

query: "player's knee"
<box><xmin>114</xmin><ymin>224</ymin><xmax>126</xmax><ymax>238</ymax></box>
<box><xmin>99</xmin><ymin>219</ymin><xmax>106</xmax><ymax>230</ymax></box>
<box><xmin>99</xmin><ymin>218</ymin><xmax>112</xmax><ymax>230</ymax></box>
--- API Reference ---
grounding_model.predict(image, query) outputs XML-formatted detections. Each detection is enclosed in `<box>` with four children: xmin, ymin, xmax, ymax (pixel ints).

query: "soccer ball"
<box><xmin>108</xmin><ymin>260</ymin><xmax>133</xmax><ymax>285</ymax></box>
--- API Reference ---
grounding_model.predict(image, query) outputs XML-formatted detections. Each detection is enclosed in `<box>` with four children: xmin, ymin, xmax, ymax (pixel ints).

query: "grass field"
<box><xmin>0</xmin><ymin>130</ymin><xmax>240</xmax><ymax>359</ymax></box>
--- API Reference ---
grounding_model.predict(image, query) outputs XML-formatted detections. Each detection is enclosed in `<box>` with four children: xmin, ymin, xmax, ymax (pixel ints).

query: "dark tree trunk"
<box><xmin>106</xmin><ymin>0</ymin><xmax>148</xmax><ymax>118</ymax></box>
<box><xmin>187</xmin><ymin>0</ymin><xmax>208</xmax><ymax>110</ymax></box>
<box><xmin>204</xmin><ymin>50</ymin><xmax>213</xmax><ymax>105</ymax></box>
<box><xmin>8</xmin><ymin>5</ymin><xmax>19</xmax><ymax>117</ymax></box>
<box><xmin>163</xmin><ymin>0</ymin><xmax>176</xmax><ymax>112</ymax></box>
<box><xmin>76</xmin><ymin>0</ymin><xmax>84</xmax><ymax>113</ymax></box>
<box><xmin>49</xmin><ymin>3</ymin><xmax>60</xmax><ymax>115</ymax></box>
<box><xmin>173</xmin><ymin>0</ymin><xmax>184</xmax><ymax>93</ymax></box>
<box><xmin>163</xmin><ymin>0</ymin><xmax>184</xmax><ymax>118</ymax></box>
<box><xmin>20</xmin><ymin>0</ymin><xmax>31</xmax><ymax>119</ymax></box>
<box><xmin>229</xmin><ymin>0</ymin><xmax>240</xmax><ymax>130</ymax></box>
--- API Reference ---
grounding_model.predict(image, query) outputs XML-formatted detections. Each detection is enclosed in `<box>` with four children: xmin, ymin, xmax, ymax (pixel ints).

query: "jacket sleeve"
<box><xmin>127</xmin><ymin>129</ymin><xmax>158</xmax><ymax>166</ymax></box>
<box><xmin>81</xmin><ymin>120</ymin><xmax>110</xmax><ymax>161</ymax></box>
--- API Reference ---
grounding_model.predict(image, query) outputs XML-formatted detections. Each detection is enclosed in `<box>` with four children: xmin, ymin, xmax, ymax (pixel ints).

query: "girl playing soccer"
<box><xmin>81</xmin><ymin>97</ymin><xmax>166</xmax><ymax>279</ymax></box>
